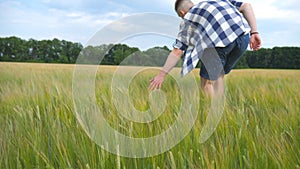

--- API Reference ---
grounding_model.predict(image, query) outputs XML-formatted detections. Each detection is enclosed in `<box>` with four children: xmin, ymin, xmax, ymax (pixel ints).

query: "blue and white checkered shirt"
<box><xmin>173</xmin><ymin>0</ymin><xmax>251</xmax><ymax>77</ymax></box>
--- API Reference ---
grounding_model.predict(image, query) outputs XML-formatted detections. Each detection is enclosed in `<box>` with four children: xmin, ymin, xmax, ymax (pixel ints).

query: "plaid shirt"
<box><xmin>173</xmin><ymin>0</ymin><xmax>251</xmax><ymax>77</ymax></box>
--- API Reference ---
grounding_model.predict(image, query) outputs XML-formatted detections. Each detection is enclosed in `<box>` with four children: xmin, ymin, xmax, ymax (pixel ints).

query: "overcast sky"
<box><xmin>0</xmin><ymin>0</ymin><xmax>299</xmax><ymax>50</ymax></box>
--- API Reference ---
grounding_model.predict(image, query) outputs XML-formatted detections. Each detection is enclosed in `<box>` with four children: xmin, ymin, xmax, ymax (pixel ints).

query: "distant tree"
<box><xmin>0</xmin><ymin>36</ymin><xmax>299</xmax><ymax>69</ymax></box>
<box><xmin>110</xmin><ymin>44</ymin><xmax>139</xmax><ymax>65</ymax></box>
<box><xmin>246</xmin><ymin>47</ymin><xmax>300</xmax><ymax>69</ymax></box>
<box><xmin>235</xmin><ymin>52</ymin><xmax>249</xmax><ymax>69</ymax></box>
<box><xmin>143</xmin><ymin>46</ymin><xmax>171</xmax><ymax>66</ymax></box>
<box><xmin>270</xmin><ymin>47</ymin><xmax>300</xmax><ymax>69</ymax></box>
<box><xmin>247</xmin><ymin>48</ymin><xmax>272</xmax><ymax>68</ymax></box>
<box><xmin>27</xmin><ymin>38</ymin><xmax>39</xmax><ymax>61</ymax></box>
<box><xmin>0</xmin><ymin>36</ymin><xmax>83</xmax><ymax>63</ymax></box>
<box><xmin>0</xmin><ymin>36</ymin><xmax>27</xmax><ymax>61</ymax></box>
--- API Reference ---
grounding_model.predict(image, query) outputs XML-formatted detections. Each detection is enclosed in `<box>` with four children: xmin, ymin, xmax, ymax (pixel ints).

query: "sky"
<box><xmin>0</xmin><ymin>0</ymin><xmax>299</xmax><ymax>50</ymax></box>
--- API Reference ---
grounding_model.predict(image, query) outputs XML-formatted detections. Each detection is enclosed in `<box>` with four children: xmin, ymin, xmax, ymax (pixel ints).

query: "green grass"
<box><xmin>0</xmin><ymin>62</ymin><xmax>299</xmax><ymax>169</ymax></box>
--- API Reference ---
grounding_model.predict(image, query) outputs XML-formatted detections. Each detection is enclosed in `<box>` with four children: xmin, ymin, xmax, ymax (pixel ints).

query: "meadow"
<box><xmin>0</xmin><ymin>62</ymin><xmax>299</xmax><ymax>169</ymax></box>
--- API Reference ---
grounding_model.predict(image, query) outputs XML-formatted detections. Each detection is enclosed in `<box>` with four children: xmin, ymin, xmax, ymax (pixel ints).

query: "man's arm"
<box><xmin>148</xmin><ymin>48</ymin><xmax>183</xmax><ymax>90</ymax></box>
<box><xmin>239</xmin><ymin>2</ymin><xmax>262</xmax><ymax>51</ymax></box>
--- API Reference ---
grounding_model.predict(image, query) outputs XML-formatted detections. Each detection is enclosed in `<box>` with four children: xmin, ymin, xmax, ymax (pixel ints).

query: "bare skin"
<box><xmin>201</xmin><ymin>74</ymin><xmax>225</xmax><ymax>98</ymax></box>
<box><xmin>239</xmin><ymin>3</ymin><xmax>262</xmax><ymax>51</ymax></box>
<box><xmin>148</xmin><ymin>48</ymin><xmax>182</xmax><ymax>90</ymax></box>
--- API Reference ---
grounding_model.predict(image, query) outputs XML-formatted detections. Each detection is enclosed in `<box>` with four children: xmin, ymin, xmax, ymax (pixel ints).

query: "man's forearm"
<box><xmin>161</xmin><ymin>48</ymin><xmax>182</xmax><ymax>75</ymax></box>
<box><xmin>148</xmin><ymin>48</ymin><xmax>182</xmax><ymax>90</ymax></box>
<box><xmin>239</xmin><ymin>2</ymin><xmax>258</xmax><ymax>33</ymax></box>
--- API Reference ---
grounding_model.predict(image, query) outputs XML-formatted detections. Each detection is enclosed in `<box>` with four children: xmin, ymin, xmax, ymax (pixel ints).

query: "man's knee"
<box><xmin>201</xmin><ymin>78</ymin><xmax>215</xmax><ymax>90</ymax></box>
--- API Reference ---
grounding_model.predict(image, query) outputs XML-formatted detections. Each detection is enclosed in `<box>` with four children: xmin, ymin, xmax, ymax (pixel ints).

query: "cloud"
<box><xmin>41</xmin><ymin>0</ymin><xmax>82</xmax><ymax>8</ymax></box>
<box><xmin>258</xmin><ymin>19</ymin><xmax>300</xmax><ymax>48</ymax></box>
<box><xmin>0</xmin><ymin>0</ymin><xmax>130</xmax><ymax>43</ymax></box>
<box><xmin>191</xmin><ymin>0</ymin><xmax>300</xmax><ymax>22</ymax></box>
<box><xmin>86</xmin><ymin>13</ymin><xmax>181</xmax><ymax>46</ymax></box>
<box><xmin>39</xmin><ymin>0</ymin><xmax>134</xmax><ymax>14</ymax></box>
<box><xmin>0</xmin><ymin>0</ymin><xmax>299</xmax><ymax>48</ymax></box>
<box><xmin>252</xmin><ymin>0</ymin><xmax>300</xmax><ymax>22</ymax></box>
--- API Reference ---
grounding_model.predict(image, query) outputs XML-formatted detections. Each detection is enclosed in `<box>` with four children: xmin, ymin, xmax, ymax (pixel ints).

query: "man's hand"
<box><xmin>148</xmin><ymin>48</ymin><xmax>182</xmax><ymax>90</ymax></box>
<box><xmin>239</xmin><ymin>2</ymin><xmax>261</xmax><ymax>51</ymax></box>
<box><xmin>148</xmin><ymin>71</ymin><xmax>167</xmax><ymax>90</ymax></box>
<box><xmin>250</xmin><ymin>34</ymin><xmax>261</xmax><ymax>51</ymax></box>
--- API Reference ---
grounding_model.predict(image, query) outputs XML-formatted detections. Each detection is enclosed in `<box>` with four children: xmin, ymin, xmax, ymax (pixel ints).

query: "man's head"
<box><xmin>175</xmin><ymin>0</ymin><xmax>194</xmax><ymax>18</ymax></box>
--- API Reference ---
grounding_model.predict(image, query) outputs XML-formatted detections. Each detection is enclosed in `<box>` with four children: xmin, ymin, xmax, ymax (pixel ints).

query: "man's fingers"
<box><xmin>148</xmin><ymin>83</ymin><xmax>155</xmax><ymax>90</ymax></box>
<box><xmin>149</xmin><ymin>81</ymin><xmax>157</xmax><ymax>91</ymax></box>
<box><xmin>250</xmin><ymin>35</ymin><xmax>262</xmax><ymax>51</ymax></box>
<box><xmin>252</xmin><ymin>42</ymin><xmax>260</xmax><ymax>51</ymax></box>
<box><xmin>250</xmin><ymin>41</ymin><xmax>260</xmax><ymax>51</ymax></box>
<box><xmin>148</xmin><ymin>80</ymin><xmax>162</xmax><ymax>90</ymax></box>
<box><xmin>158</xmin><ymin>83</ymin><xmax>162</xmax><ymax>89</ymax></box>
<box><xmin>149</xmin><ymin>75</ymin><xmax>165</xmax><ymax>90</ymax></box>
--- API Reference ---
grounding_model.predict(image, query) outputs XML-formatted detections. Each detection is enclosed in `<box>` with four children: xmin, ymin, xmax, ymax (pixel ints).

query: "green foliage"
<box><xmin>0</xmin><ymin>36</ymin><xmax>83</xmax><ymax>63</ymax></box>
<box><xmin>1</xmin><ymin>36</ymin><xmax>300</xmax><ymax>69</ymax></box>
<box><xmin>234</xmin><ymin>54</ymin><xmax>249</xmax><ymax>69</ymax></box>
<box><xmin>244</xmin><ymin>47</ymin><xmax>300</xmax><ymax>69</ymax></box>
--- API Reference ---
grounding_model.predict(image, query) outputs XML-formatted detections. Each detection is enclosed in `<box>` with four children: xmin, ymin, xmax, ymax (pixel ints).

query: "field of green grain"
<box><xmin>0</xmin><ymin>62</ymin><xmax>299</xmax><ymax>169</ymax></box>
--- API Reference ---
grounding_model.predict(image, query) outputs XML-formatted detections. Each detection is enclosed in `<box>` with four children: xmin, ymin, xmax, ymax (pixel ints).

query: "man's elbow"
<box><xmin>239</xmin><ymin>2</ymin><xmax>252</xmax><ymax>12</ymax></box>
<box><xmin>172</xmin><ymin>48</ymin><xmax>183</xmax><ymax>58</ymax></box>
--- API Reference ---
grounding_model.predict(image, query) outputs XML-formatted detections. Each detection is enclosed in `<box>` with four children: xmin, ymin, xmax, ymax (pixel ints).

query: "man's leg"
<box><xmin>201</xmin><ymin>77</ymin><xmax>215</xmax><ymax>97</ymax></box>
<box><xmin>214</xmin><ymin>73</ymin><xmax>225</xmax><ymax>97</ymax></box>
<box><xmin>201</xmin><ymin>74</ymin><xmax>224</xmax><ymax>98</ymax></box>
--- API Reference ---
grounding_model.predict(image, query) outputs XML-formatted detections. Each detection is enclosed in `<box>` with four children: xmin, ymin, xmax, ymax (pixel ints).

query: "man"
<box><xmin>149</xmin><ymin>0</ymin><xmax>261</xmax><ymax>97</ymax></box>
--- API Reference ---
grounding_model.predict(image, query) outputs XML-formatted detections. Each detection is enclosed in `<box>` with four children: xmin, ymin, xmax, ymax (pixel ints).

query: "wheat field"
<box><xmin>0</xmin><ymin>62</ymin><xmax>299</xmax><ymax>169</ymax></box>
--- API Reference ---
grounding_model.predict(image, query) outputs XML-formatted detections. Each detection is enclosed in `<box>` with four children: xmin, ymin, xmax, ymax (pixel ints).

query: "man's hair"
<box><xmin>175</xmin><ymin>0</ymin><xmax>192</xmax><ymax>14</ymax></box>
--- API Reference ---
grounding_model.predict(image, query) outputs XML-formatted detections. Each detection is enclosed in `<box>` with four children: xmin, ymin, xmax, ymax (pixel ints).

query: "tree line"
<box><xmin>1</xmin><ymin>36</ymin><xmax>299</xmax><ymax>69</ymax></box>
<box><xmin>0</xmin><ymin>36</ymin><xmax>83</xmax><ymax>63</ymax></box>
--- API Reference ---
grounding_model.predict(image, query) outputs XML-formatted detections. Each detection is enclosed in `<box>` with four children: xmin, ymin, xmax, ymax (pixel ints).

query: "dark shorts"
<box><xmin>200</xmin><ymin>33</ymin><xmax>250</xmax><ymax>80</ymax></box>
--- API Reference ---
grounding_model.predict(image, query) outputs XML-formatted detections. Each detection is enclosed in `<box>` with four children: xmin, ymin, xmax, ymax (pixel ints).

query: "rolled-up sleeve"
<box><xmin>228</xmin><ymin>0</ymin><xmax>243</xmax><ymax>9</ymax></box>
<box><xmin>173</xmin><ymin>39</ymin><xmax>188</xmax><ymax>51</ymax></box>
<box><xmin>173</xmin><ymin>20</ymin><xmax>192</xmax><ymax>51</ymax></box>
